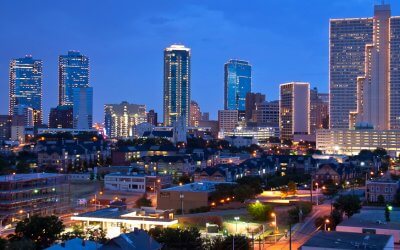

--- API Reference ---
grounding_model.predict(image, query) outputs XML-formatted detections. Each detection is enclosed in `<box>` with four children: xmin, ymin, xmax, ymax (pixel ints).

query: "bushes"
<box><xmin>189</xmin><ymin>206</ymin><xmax>211</xmax><ymax>214</ymax></box>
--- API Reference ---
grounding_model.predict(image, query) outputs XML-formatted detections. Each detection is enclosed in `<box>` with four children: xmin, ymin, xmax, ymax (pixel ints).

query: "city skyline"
<box><xmin>1</xmin><ymin>1</ymin><xmax>400</xmax><ymax>123</ymax></box>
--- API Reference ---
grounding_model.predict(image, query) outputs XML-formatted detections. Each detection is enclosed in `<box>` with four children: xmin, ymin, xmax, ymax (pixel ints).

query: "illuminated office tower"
<box><xmin>163</xmin><ymin>44</ymin><xmax>191</xmax><ymax>126</ymax></box>
<box><xmin>279</xmin><ymin>82</ymin><xmax>310</xmax><ymax>140</ymax></box>
<box><xmin>329</xmin><ymin>4</ymin><xmax>400</xmax><ymax>129</ymax></box>
<box><xmin>58</xmin><ymin>51</ymin><xmax>89</xmax><ymax>106</ymax></box>
<box><xmin>9</xmin><ymin>56</ymin><xmax>43</xmax><ymax>125</ymax></box>
<box><xmin>104</xmin><ymin>102</ymin><xmax>146</xmax><ymax>138</ymax></box>
<box><xmin>224</xmin><ymin>60</ymin><xmax>252</xmax><ymax>119</ymax></box>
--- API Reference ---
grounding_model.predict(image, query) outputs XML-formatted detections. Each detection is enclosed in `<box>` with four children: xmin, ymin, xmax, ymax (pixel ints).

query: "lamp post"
<box><xmin>179</xmin><ymin>192</ymin><xmax>184</xmax><ymax>215</ymax></box>
<box><xmin>271</xmin><ymin>212</ymin><xmax>277</xmax><ymax>243</ymax></box>
<box><xmin>234</xmin><ymin>216</ymin><xmax>240</xmax><ymax>233</ymax></box>
<box><xmin>315</xmin><ymin>183</ymin><xmax>319</xmax><ymax>206</ymax></box>
<box><xmin>324</xmin><ymin>219</ymin><xmax>330</xmax><ymax>231</ymax></box>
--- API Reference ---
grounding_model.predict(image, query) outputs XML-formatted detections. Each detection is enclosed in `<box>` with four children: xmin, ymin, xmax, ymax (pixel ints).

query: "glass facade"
<box><xmin>9</xmin><ymin>56</ymin><xmax>43</xmax><ymax>125</ymax></box>
<box><xmin>163</xmin><ymin>45</ymin><xmax>191</xmax><ymax>126</ymax></box>
<box><xmin>329</xmin><ymin>18</ymin><xmax>373</xmax><ymax>129</ymax></box>
<box><xmin>224</xmin><ymin>60</ymin><xmax>252</xmax><ymax>111</ymax></box>
<box><xmin>73</xmin><ymin>87</ymin><xmax>93</xmax><ymax>129</ymax></box>
<box><xmin>59</xmin><ymin>51</ymin><xmax>89</xmax><ymax>106</ymax></box>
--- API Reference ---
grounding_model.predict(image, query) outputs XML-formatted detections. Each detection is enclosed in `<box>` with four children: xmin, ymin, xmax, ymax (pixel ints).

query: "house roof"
<box><xmin>100</xmin><ymin>229</ymin><xmax>161</xmax><ymax>250</ymax></box>
<box><xmin>46</xmin><ymin>238</ymin><xmax>101</xmax><ymax>250</ymax></box>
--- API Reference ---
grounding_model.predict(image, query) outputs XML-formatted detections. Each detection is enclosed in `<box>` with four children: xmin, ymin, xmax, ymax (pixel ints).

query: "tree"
<box><xmin>178</xmin><ymin>175</ymin><xmax>191</xmax><ymax>185</ymax></box>
<box><xmin>135</xmin><ymin>194</ymin><xmax>152</xmax><ymax>208</ymax></box>
<box><xmin>385</xmin><ymin>205</ymin><xmax>391</xmax><ymax>222</ymax></box>
<box><xmin>148</xmin><ymin>227</ymin><xmax>203</xmax><ymax>249</ymax></box>
<box><xmin>16</xmin><ymin>161</ymin><xmax>31</xmax><ymax>173</ymax></box>
<box><xmin>333</xmin><ymin>195</ymin><xmax>362</xmax><ymax>218</ymax></box>
<box><xmin>288</xmin><ymin>202</ymin><xmax>313</xmax><ymax>224</ymax></box>
<box><xmin>377</xmin><ymin>195</ymin><xmax>385</xmax><ymax>205</ymax></box>
<box><xmin>247</xmin><ymin>202</ymin><xmax>273</xmax><ymax>221</ymax></box>
<box><xmin>287</xmin><ymin>181</ymin><xmax>297</xmax><ymax>195</ymax></box>
<box><xmin>373</xmin><ymin>148</ymin><xmax>387</xmax><ymax>157</ymax></box>
<box><xmin>322</xmin><ymin>182</ymin><xmax>339</xmax><ymax>197</ymax></box>
<box><xmin>10</xmin><ymin>215</ymin><xmax>64</xmax><ymax>249</ymax></box>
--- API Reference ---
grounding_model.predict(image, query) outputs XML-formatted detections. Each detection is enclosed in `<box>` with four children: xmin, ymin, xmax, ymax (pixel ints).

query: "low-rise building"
<box><xmin>317</xmin><ymin>129</ymin><xmax>400</xmax><ymax>157</ymax></box>
<box><xmin>366</xmin><ymin>178</ymin><xmax>400</xmax><ymax>203</ymax></box>
<box><xmin>0</xmin><ymin>173</ymin><xmax>70</xmax><ymax>225</ymax></box>
<box><xmin>224</xmin><ymin>136</ymin><xmax>257</xmax><ymax>148</ymax></box>
<box><xmin>335</xmin><ymin>208</ymin><xmax>400</xmax><ymax>244</ymax></box>
<box><xmin>111</xmin><ymin>145</ymin><xmax>176</xmax><ymax>166</ymax></box>
<box><xmin>300</xmin><ymin>231</ymin><xmax>394</xmax><ymax>250</ymax></box>
<box><xmin>100</xmin><ymin>229</ymin><xmax>161</xmax><ymax>250</ymax></box>
<box><xmin>104</xmin><ymin>172</ymin><xmax>172</xmax><ymax>193</ymax></box>
<box><xmin>157</xmin><ymin>182</ymin><xmax>234</xmax><ymax>213</ymax></box>
<box><xmin>71</xmin><ymin>207</ymin><xmax>177</xmax><ymax>238</ymax></box>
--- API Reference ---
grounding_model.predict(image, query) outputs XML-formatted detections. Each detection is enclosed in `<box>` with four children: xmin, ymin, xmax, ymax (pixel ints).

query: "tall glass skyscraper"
<box><xmin>163</xmin><ymin>45</ymin><xmax>191</xmax><ymax>126</ymax></box>
<box><xmin>224</xmin><ymin>60</ymin><xmax>252</xmax><ymax>112</ymax></box>
<box><xmin>9</xmin><ymin>56</ymin><xmax>43</xmax><ymax>125</ymax></box>
<box><xmin>58</xmin><ymin>51</ymin><xmax>89</xmax><ymax>106</ymax></box>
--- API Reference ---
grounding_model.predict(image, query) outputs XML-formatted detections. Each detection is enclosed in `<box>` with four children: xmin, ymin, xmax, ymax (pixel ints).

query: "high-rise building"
<box><xmin>104</xmin><ymin>102</ymin><xmax>146</xmax><ymax>138</ymax></box>
<box><xmin>163</xmin><ymin>44</ymin><xmax>191</xmax><ymax>126</ymax></box>
<box><xmin>190</xmin><ymin>101</ymin><xmax>201</xmax><ymax>127</ymax></box>
<box><xmin>12</xmin><ymin>104</ymin><xmax>34</xmax><ymax>127</ymax></box>
<box><xmin>49</xmin><ymin>106</ymin><xmax>73</xmax><ymax>129</ymax></box>
<box><xmin>245</xmin><ymin>92</ymin><xmax>265</xmax><ymax>122</ymax></box>
<box><xmin>279</xmin><ymin>82</ymin><xmax>310</xmax><ymax>140</ymax></box>
<box><xmin>255</xmin><ymin>100</ymin><xmax>279</xmax><ymax>127</ymax></box>
<box><xmin>9</xmin><ymin>56</ymin><xmax>43</xmax><ymax>126</ymax></box>
<box><xmin>218</xmin><ymin>110</ymin><xmax>238</xmax><ymax>133</ymax></box>
<box><xmin>58</xmin><ymin>51</ymin><xmax>89</xmax><ymax>106</ymax></box>
<box><xmin>329</xmin><ymin>4</ymin><xmax>400</xmax><ymax>129</ymax></box>
<box><xmin>0</xmin><ymin>115</ymin><xmax>12</xmax><ymax>141</ymax></box>
<box><xmin>310</xmin><ymin>88</ymin><xmax>329</xmax><ymax>134</ymax></box>
<box><xmin>224</xmin><ymin>60</ymin><xmax>252</xmax><ymax>115</ymax></box>
<box><xmin>201</xmin><ymin>112</ymin><xmax>210</xmax><ymax>121</ymax></box>
<box><xmin>147</xmin><ymin>110</ymin><xmax>158</xmax><ymax>126</ymax></box>
<box><xmin>73</xmin><ymin>87</ymin><xmax>93</xmax><ymax>129</ymax></box>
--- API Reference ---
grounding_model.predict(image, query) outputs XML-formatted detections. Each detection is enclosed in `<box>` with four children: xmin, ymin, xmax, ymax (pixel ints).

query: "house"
<box><xmin>111</xmin><ymin>145</ymin><xmax>177</xmax><ymax>166</ymax></box>
<box><xmin>138</xmin><ymin>155</ymin><xmax>196</xmax><ymax>177</ymax></box>
<box><xmin>366</xmin><ymin>178</ymin><xmax>400</xmax><ymax>203</ymax></box>
<box><xmin>100</xmin><ymin>229</ymin><xmax>161</xmax><ymax>250</ymax></box>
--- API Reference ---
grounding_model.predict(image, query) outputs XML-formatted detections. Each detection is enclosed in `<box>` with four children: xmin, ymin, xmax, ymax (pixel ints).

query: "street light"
<box><xmin>315</xmin><ymin>183</ymin><xmax>319</xmax><ymax>206</ymax></box>
<box><xmin>324</xmin><ymin>219</ymin><xmax>330</xmax><ymax>231</ymax></box>
<box><xmin>271</xmin><ymin>212</ymin><xmax>278</xmax><ymax>243</ymax></box>
<box><xmin>234</xmin><ymin>216</ymin><xmax>240</xmax><ymax>233</ymax></box>
<box><xmin>179</xmin><ymin>192</ymin><xmax>184</xmax><ymax>215</ymax></box>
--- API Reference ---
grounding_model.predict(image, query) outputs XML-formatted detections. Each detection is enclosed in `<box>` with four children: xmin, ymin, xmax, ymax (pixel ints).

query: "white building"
<box><xmin>224</xmin><ymin>126</ymin><xmax>279</xmax><ymax>144</ymax></box>
<box><xmin>279</xmin><ymin>82</ymin><xmax>310</xmax><ymax>140</ymax></box>
<box><xmin>316</xmin><ymin>129</ymin><xmax>400</xmax><ymax>157</ymax></box>
<box><xmin>104</xmin><ymin>173</ymin><xmax>146</xmax><ymax>193</ymax></box>
<box><xmin>224</xmin><ymin>136</ymin><xmax>257</xmax><ymax>148</ymax></box>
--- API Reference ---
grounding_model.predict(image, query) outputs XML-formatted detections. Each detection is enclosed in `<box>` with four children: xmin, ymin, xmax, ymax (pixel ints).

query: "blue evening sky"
<box><xmin>0</xmin><ymin>0</ymin><xmax>398</xmax><ymax>122</ymax></box>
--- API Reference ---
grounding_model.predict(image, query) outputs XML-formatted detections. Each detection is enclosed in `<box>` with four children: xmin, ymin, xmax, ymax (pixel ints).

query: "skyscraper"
<box><xmin>163</xmin><ymin>44</ymin><xmax>191</xmax><ymax>126</ymax></box>
<box><xmin>255</xmin><ymin>100</ymin><xmax>279</xmax><ymax>127</ymax></box>
<box><xmin>245</xmin><ymin>92</ymin><xmax>265</xmax><ymax>122</ymax></box>
<box><xmin>224</xmin><ymin>60</ymin><xmax>252</xmax><ymax>115</ymax></box>
<box><xmin>329</xmin><ymin>4</ymin><xmax>400</xmax><ymax>129</ymax></box>
<box><xmin>73</xmin><ymin>87</ymin><xmax>93</xmax><ymax>129</ymax></box>
<box><xmin>49</xmin><ymin>106</ymin><xmax>73</xmax><ymax>129</ymax></box>
<box><xmin>190</xmin><ymin>100</ymin><xmax>201</xmax><ymax>127</ymax></box>
<box><xmin>9</xmin><ymin>56</ymin><xmax>43</xmax><ymax>125</ymax></box>
<box><xmin>310</xmin><ymin>88</ymin><xmax>329</xmax><ymax>134</ymax></box>
<box><xmin>104</xmin><ymin>102</ymin><xmax>146</xmax><ymax>138</ymax></box>
<box><xmin>58</xmin><ymin>51</ymin><xmax>89</xmax><ymax>106</ymax></box>
<box><xmin>279</xmin><ymin>82</ymin><xmax>310</xmax><ymax>140</ymax></box>
<box><xmin>147</xmin><ymin>109</ymin><xmax>158</xmax><ymax>126</ymax></box>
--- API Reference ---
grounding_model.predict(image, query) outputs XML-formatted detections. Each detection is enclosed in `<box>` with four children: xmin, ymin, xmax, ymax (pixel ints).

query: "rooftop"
<box><xmin>0</xmin><ymin>173</ymin><xmax>65</xmax><ymax>182</ymax></box>
<box><xmin>46</xmin><ymin>238</ymin><xmax>100</xmax><ymax>250</ymax></box>
<box><xmin>301</xmin><ymin>231</ymin><xmax>392</xmax><ymax>250</ymax></box>
<box><xmin>162</xmin><ymin>181</ymin><xmax>235</xmax><ymax>192</ymax></box>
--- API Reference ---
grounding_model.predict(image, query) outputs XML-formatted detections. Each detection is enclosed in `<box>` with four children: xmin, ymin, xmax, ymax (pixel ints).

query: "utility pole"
<box><xmin>310</xmin><ymin>178</ymin><xmax>313</xmax><ymax>203</ymax></box>
<box><xmin>289</xmin><ymin>223</ymin><xmax>292</xmax><ymax>250</ymax></box>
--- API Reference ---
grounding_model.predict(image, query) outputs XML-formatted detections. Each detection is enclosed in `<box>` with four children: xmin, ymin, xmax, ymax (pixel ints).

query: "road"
<box><xmin>254</xmin><ymin>201</ymin><xmax>332</xmax><ymax>250</ymax></box>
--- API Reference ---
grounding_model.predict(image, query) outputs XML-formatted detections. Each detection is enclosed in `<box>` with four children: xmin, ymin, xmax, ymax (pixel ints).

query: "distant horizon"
<box><xmin>0</xmin><ymin>0</ymin><xmax>399</xmax><ymax>123</ymax></box>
